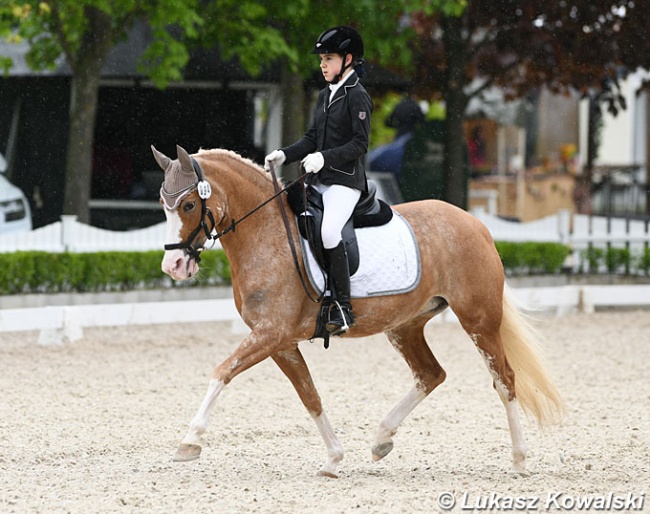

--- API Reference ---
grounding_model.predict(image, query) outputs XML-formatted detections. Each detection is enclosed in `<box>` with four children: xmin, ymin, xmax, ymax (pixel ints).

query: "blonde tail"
<box><xmin>500</xmin><ymin>286</ymin><xmax>565</xmax><ymax>426</ymax></box>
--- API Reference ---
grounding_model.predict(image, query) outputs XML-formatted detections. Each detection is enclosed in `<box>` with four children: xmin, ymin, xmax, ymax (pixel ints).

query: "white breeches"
<box><xmin>314</xmin><ymin>183</ymin><xmax>361</xmax><ymax>249</ymax></box>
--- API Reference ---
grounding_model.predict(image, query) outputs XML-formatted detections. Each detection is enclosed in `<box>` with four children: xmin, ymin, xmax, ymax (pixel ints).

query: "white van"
<box><xmin>0</xmin><ymin>152</ymin><xmax>32</xmax><ymax>233</ymax></box>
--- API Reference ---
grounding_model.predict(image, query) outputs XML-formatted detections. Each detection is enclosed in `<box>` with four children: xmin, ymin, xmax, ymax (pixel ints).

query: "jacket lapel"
<box><xmin>328</xmin><ymin>72</ymin><xmax>359</xmax><ymax>108</ymax></box>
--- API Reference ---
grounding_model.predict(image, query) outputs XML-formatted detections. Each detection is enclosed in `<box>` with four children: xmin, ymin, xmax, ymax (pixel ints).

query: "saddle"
<box><xmin>286</xmin><ymin>180</ymin><xmax>394</xmax><ymax>276</ymax></box>
<box><xmin>286</xmin><ymin>181</ymin><xmax>394</xmax><ymax>349</ymax></box>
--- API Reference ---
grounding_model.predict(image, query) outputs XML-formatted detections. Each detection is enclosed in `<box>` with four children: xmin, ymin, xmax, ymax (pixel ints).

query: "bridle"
<box><xmin>163</xmin><ymin>158</ymin><xmax>217</xmax><ymax>263</ymax></box>
<box><xmin>163</xmin><ymin>159</ymin><xmax>318</xmax><ymax>304</ymax></box>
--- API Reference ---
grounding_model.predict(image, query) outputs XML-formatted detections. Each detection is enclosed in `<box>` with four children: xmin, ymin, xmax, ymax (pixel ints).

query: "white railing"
<box><xmin>1</xmin><ymin>211</ymin><xmax>648</xmax><ymax>258</ymax></box>
<box><xmin>0</xmin><ymin>215</ymin><xmax>173</xmax><ymax>253</ymax></box>
<box><xmin>472</xmin><ymin>207</ymin><xmax>650</xmax><ymax>249</ymax></box>
<box><xmin>472</xmin><ymin>208</ymin><xmax>572</xmax><ymax>244</ymax></box>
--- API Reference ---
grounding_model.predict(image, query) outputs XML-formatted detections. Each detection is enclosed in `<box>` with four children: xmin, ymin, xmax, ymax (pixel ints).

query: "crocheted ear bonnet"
<box><xmin>152</xmin><ymin>145</ymin><xmax>200</xmax><ymax>209</ymax></box>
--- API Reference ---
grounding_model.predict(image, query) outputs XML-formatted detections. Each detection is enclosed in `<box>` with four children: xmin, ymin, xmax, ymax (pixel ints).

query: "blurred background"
<box><xmin>1</xmin><ymin>1</ymin><xmax>648</xmax><ymax>233</ymax></box>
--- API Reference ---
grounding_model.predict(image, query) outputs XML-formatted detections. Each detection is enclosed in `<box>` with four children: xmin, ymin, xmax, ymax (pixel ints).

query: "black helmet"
<box><xmin>311</xmin><ymin>26</ymin><xmax>364</xmax><ymax>59</ymax></box>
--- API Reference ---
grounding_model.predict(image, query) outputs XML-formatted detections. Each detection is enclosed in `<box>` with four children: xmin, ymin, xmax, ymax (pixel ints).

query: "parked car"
<box><xmin>0</xmin><ymin>152</ymin><xmax>32</xmax><ymax>233</ymax></box>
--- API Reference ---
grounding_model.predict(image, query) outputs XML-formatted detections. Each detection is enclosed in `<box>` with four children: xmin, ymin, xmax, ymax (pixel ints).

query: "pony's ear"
<box><xmin>176</xmin><ymin>145</ymin><xmax>194</xmax><ymax>173</ymax></box>
<box><xmin>151</xmin><ymin>145</ymin><xmax>171</xmax><ymax>171</ymax></box>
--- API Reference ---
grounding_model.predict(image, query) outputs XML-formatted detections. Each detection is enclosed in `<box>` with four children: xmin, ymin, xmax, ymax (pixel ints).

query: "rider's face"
<box><xmin>319</xmin><ymin>53</ymin><xmax>351</xmax><ymax>82</ymax></box>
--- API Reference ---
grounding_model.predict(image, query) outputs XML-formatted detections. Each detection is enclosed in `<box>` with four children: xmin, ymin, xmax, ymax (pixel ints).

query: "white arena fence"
<box><xmin>471</xmin><ymin>208</ymin><xmax>650</xmax><ymax>273</ymax></box>
<box><xmin>1</xmin><ymin>211</ymin><xmax>648</xmax><ymax>261</ymax></box>
<box><xmin>471</xmin><ymin>207</ymin><xmax>650</xmax><ymax>248</ymax></box>
<box><xmin>0</xmin><ymin>215</ymin><xmax>217</xmax><ymax>253</ymax></box>
<box><xmin>2</xmin><ymin>284</ymin><xmax>650</xmax><ymax>344</ymax></box>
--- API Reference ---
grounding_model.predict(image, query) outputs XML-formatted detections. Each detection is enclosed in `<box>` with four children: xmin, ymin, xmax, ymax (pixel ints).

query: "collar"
<box><xmin>329</xmin><ymin>70</ymin><xmax>355</xmax><ymax>101</ymax></box>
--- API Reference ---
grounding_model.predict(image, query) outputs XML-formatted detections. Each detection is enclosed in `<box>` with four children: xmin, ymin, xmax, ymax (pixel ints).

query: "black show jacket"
<box><xmin>282</xmin><ymin>72</ymin><xmax>373</xmax><ymax>192</ymax></box>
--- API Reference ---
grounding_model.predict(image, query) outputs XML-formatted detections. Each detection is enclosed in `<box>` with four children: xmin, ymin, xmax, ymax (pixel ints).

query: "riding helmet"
<box><xmin>311</xmin><ymin>26</ymin><xmax>364</xmax><ymax>59</ymax></box>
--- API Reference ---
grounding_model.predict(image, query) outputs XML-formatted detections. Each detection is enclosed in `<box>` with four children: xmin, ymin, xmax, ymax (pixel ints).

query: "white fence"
<box><xmin>472</xmin><ymin>207</ymin><xmax>650</xmax><ymax>251</ymax></box>
<box><xmin>0</xmin><ymin>215</ymin><xmax>172</xmax><ymax>253</ymax></box>
<box><xmin>4</xmin><ymin>284</ymin><xmax>650</xmax><ymax>345</ymax></box>
<box><xmin>1</xmin><ymin>210</ymin><xmax>649</xmax><ymax>257</ymax></box>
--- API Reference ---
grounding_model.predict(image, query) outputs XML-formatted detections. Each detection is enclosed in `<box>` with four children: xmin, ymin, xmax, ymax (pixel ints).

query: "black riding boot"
<box><xmin>324</xmin><ymin>242</ymin><xmax>354</xmax><ymax>335</ymax></box>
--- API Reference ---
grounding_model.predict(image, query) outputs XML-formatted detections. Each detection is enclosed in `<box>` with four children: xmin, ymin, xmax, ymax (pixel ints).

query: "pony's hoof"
<box><xmin>511</xmin><ymin>469</ymin><xmax>531</xmax><ymax>478</ymax></box>
<box><xmin>318</xmin><ymin>470</ymin><xmax>339</xmax><ymax>479</ymax></box>
<box><xmin>173</xmin><ymin>443</ymin><xmax>202</xmax><ymax>462</ymax></box>
<box><xmin>371</xmin><ymin>441</ymin><xmax>394</xmax><ymax>461</ymax></box>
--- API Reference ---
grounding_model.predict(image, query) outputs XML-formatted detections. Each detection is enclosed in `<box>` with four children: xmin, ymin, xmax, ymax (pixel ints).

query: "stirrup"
<box><xmin>325</xmin><ymin>301</ymin><xmax>354</xmax><ymax>335</ymax></box>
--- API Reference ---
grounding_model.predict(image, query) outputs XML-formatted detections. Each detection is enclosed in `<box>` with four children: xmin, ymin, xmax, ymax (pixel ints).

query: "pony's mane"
<box><xmin>196</xmin><ymin>148</ymin><xmax>272</xmax><ymax>183</ymax></box>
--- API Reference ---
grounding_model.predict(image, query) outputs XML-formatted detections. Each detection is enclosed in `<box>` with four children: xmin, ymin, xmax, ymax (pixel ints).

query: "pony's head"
<box><xmin>152</xmin><ymin>144</ymin><xmax>223</xmax><ymax>280</ymax></box>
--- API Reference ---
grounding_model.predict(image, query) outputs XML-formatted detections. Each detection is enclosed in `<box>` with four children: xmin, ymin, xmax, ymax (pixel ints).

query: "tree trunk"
<box><xmin>62</xmin><ymin>7</ymin><xmax>113</xmax><ymax>224</ymax></box>
<box><xmin>442</xmin><ymin>15</ymin><xmax>469</xmax><ymax>209</ymax></box>
<box><xmin>63</xmin><ymin>67</ymin><xmax>102</xmax><ymax>223</ymax></box>
<box><xmin>281</xmin><ymin>64</ymin><xmax>306</xmax><ymax>181</ymax></box>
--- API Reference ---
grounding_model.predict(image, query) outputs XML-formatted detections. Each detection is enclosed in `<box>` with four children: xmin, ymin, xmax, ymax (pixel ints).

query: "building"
<box><xmin>0</xmin><ymin>26</ymin><xmax>281</xmax><ymax>230</ymax></box>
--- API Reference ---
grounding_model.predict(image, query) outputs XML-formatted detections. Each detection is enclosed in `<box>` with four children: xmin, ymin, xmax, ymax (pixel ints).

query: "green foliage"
<box><xmin>370</xmin><ymin>92</ymin><xmax>403</xmax><ymax>149</ymax></box>
<box><xmin>635</xmin><ymin>247</ymin><xmax>650</xmax><ymax>276</ymax></box>
<box><xmin>2</xmin><ymin>243</ymin><xmax>649</xmax><ymax>296</ymax></box>
<box><xmin>193</xmin><ymin>250</ymin><xmax>232</xmax><ymax>285</ymax></box>
<box><xmin>404</xmin><ymin>0</ymin><xmax>467</xmax><ymax>17</ymax></box>
<box><xmin>579</xmin><ymin>246</ymin><xmax>650</xmax><ymax>275</ymax></box>
<box><xmin>581</xmin><ymin>247</ymin><xmax>605</xmax><ymax>273</ymax></box>
<box><xmin>495</xmin><ymin>242</ymin><xmax>570</xmax><ymax>275</ymax></box>
<box><xmin>0</xmin><ymin>0</ymin><xmax>294</xmax><ymax>87</ymax></box>
<box><xmin>605</xmin><ymin>247</ymin><xmax>630</xmax><ymax>274</ymax></box>
<box><xmin>200</xmin><ymin>0</ymin><xmax>297</xmax><ymax>76</ymax></box>
<box><xmin>0</xmin><ymin>250</ymin><xmax>231</xmax><ymax>295</ymax></box>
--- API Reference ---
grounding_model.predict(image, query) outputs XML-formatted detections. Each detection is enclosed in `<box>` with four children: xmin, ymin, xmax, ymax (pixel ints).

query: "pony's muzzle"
<box><xmin>162</xmin><ymin>249</ymin><xmax>198</xmax><ymax>280</ymax></box>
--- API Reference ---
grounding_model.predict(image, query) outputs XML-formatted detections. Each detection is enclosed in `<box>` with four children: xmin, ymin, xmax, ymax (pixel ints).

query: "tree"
<box><xmin>0</xmin><ymin>0</ymin><xmax>293</xmax><ymax>223</ymax></box>
<box><xmin>401</xmin><ymin>0</ymin><xmax>650</xmax><ymax>209</ymax></box>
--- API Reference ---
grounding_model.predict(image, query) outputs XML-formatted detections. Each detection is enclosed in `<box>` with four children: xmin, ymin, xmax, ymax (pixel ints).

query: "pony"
<box><xmin>152</xmin><ymin>144</ymin><xmax>564</xmax><ymax>477</ymax></box>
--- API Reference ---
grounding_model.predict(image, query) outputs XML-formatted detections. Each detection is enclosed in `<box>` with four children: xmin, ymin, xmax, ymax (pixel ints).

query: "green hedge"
<box><xmin>580</xmin><ymin>246</ymin><xmax>650</xmax><ymax>275</ymax></box>
<box><xmin>495</xmin><ymin>242</ymin><xmax>571</xmax><ymax>275</ymax></box>
<box><xmin>2</xmin><ymin>243</ymin><xmax>648</xmax><ymax>295</ymax></box>
<box><xmin>0</xmin><ymin>250</ymin><xmax>231</xmax><ymax>295</ymax></box>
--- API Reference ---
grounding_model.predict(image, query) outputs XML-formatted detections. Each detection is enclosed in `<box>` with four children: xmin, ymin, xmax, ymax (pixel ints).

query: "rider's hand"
<box><xmin>264</xmin><ymin>150</ymin><xmax>286</xmax><ymax>170</ymax></box>
<box><xmin>301</xmin><ymin>152</ymin><xmax>324</xmax><ymax>174</ymax></box>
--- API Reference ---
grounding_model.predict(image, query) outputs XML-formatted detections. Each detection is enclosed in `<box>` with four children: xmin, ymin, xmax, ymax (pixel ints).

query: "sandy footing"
<box><xmin>1</xmin><ymin>310</ymin><xmax>648</xmax><ymax>513</ymax></box>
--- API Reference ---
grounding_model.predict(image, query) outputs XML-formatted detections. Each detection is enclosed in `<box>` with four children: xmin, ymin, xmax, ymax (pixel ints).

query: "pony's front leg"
<box><xmin>173</xmin><ymin>329</ymin><xmax>281</xmax><ymax>463</ymax></box>
<box><xmin>272</xmin><ymin>348</ymin><xmax>344</xmax><ymax>478</ymax></box>
<box><xmin>174</xmin><ymin>379</ymin><xmax>225</xmax><ymax>461</ymax></box>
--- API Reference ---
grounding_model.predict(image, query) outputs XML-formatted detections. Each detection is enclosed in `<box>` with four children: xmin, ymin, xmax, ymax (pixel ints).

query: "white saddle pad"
<box><xmin>300</xmin><ymin>211</ymin><xmax>421</xmax><ymax>298</ymax></box>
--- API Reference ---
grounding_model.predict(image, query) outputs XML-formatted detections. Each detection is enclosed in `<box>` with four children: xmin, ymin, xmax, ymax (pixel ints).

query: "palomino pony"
<box><xmin>152</xmin><ymin>144</ymin><xmax>564</xmax><ymax>477</ymax></box>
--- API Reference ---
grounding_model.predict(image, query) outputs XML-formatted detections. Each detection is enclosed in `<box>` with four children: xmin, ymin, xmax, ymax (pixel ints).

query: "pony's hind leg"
<box><xmin>457</xmin><ymin>312</ymin><xmax>528</xmax><ymax>474</ymax></box>
<box><xmin>373</xmin><ymin>318</ymin><xmax>446</xmax><ymax>461</ymax></box>
<box><xmin>476</xmin><ymin>334</ymin><xmax>528</xmax><ymax>475</ymax></box>
<box><xmin>272</xmin><ymin>347</ymin><xmax>344</xmax><ymax>478</ymax></box>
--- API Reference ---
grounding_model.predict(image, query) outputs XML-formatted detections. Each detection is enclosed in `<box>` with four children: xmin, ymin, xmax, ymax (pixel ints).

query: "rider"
<box><xmin>265</xmin><ymin>25</ymin><xmax>372</xmax><ymax>336</ymax></box>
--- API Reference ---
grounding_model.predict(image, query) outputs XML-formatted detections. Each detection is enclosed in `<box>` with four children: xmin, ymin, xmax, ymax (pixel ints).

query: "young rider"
<box><xmin>265</xmin><ymin>25</ymin><xmax>372</xmax><ymax>336</ymax></box>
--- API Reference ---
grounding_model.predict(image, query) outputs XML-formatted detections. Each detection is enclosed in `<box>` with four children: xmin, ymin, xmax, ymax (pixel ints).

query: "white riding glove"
<box><xmin>301</xmin><ymin>152</ymin><xmax>324</xmax><ymax>174</ymax></box>
<box><xmin>264</xmin><ymin>150</ymin><xmax>286</xmax><ymax>170</ymax></box>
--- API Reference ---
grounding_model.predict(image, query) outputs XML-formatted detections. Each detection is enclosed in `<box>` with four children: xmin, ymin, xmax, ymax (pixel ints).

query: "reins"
<box><xmin>269</xmin><ymin>164</ymin><xmax>324</xmax><ymax>304</ymax></box>
<box><xmin>166</xmin><ymin>157</ymin><xmax>322</xmax><ymax>303</ymax></box>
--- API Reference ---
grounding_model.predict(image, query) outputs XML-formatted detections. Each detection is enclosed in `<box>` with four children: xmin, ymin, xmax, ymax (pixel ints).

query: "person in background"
<box><xmin>467</xmin><ymin>124</ymin><xmax>488</xmax><ymax>176</ymax></box>
<box><xmin>264</xmin><ymin>25</ymin><xmax>372</xmax><ymax>335</ymax></box>
<box><xmin>368</xmin><ymin>97</ymin><xmax>425</xmax><ymax>184</ymax></box>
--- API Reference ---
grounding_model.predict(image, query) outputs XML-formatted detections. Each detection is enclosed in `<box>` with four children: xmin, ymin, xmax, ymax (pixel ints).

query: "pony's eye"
<box><xmin>183</xmin><ymin>201</ymin><xmax>196</xmax><ymax>213</ymax></box>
